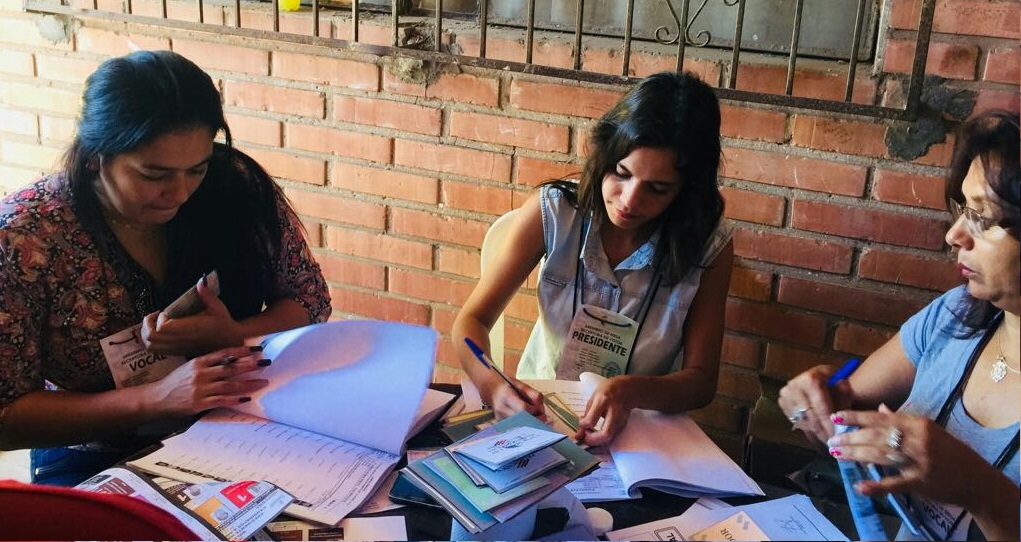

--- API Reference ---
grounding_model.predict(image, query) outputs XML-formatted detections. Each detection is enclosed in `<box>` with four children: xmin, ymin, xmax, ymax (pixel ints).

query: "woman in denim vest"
<box><xmin>454</xmin><ymin>72</ymin><xmax>733</xmax><ymax>447</ymax></box>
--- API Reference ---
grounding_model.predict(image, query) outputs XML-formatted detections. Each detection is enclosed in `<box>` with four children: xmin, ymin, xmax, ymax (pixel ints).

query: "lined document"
<box><xmin>130</xmin><ymin>410</ymin><xmax>399</xmax><ymax>525</ymax></box>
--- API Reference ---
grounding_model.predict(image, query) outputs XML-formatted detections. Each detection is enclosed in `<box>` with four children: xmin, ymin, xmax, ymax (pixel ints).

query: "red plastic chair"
<box><xmin>0</xmin><ymin>480</ymin><xmax>199</xmax><ymax>540</ymax></box>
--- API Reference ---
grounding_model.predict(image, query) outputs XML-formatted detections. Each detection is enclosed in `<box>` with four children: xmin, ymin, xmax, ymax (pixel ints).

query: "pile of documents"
<box><xmin>76</xmin><ymin>466</ymin><xmax>293</xmax><ymax>540</ymax></box>
<box><xmin>449</xmin><ymin>425</ymin><xmax>568</xmax><ymax>493</ymax></box>
<box><xmin>606</xmin><ymin>494</ymin><xmax>848</xmax><ymax>541</ymax></box>
<box><xmin>401</xmin><ymin>412</ymin><xmax>600</xmax><ymax>534</ymax></box>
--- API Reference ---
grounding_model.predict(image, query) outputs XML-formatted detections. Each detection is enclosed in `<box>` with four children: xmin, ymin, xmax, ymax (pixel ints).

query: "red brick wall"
<box><xmin>1</xmin><ymin>0</ymin><xmax>1017</xmax><ymax>457</ymax></box>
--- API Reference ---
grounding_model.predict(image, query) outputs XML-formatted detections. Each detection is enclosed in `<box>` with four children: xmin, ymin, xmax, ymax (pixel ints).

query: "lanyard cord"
<box><xmin>912</xmin><ymin>313</ymin><xmax>1020</xmax><ymax>539</ymax></box>
<box><xmin>571</xmin><ymin>214</ymin><xmax>664</xmax><ymax>374</ymax></box>
<box><xmin>933</xmin><ymin>313</ymin><xmax>1019</xmax><ymax>470</ymax></box>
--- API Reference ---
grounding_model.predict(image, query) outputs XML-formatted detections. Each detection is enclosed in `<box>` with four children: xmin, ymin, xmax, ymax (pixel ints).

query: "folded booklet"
<box><xmin>456</xmin><ymin>446</ymin><xmax>569</xmax><ymax>494</ymax></box>
<box><xmin>128</xmin><ymin>320</ymin><xmax>454</xmax><ymax>526</ymax></box>
<box><xmin>452</xmin><ymin>425</ymin><xmax>565</xmax><ymax>470</ymax></box>
<box><xmin>76</xmin><ymin>465</ymin><xmax>293</xmax><ymax>540</ymax></box>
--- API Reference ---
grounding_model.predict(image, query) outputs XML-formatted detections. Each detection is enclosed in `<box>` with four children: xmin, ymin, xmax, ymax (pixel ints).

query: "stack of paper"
<box><xmin>401</xmin><ymin>412</ymin><xmax>599</xmax><ymax>534</ymax></box>
<box><xmin>606</xmin><ymin>494</ymin><xmax>848</xmax><ymax>541</ymax></box>
<box><xmin>449</xmin><ymin>426</ymin><xmax>568</xmax><ymax>493</ymax></box>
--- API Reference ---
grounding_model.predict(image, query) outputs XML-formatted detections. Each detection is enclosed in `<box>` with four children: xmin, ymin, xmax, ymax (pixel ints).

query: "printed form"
<box><xmin>130</xmin><ymin>410</ymin><xmax>399</xmax><ymax>525</ymax></box>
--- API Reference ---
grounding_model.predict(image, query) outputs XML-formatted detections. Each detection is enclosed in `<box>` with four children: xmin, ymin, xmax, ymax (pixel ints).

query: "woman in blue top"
<box><xmin>780</xmin><ymin>110</ymin><xmax>1019</xmax><ymax>541</ymax></box>
<box><xmin>453</xmin><ymin>72</ymin><xmax>734</xmax><ymax>447</ymax></box>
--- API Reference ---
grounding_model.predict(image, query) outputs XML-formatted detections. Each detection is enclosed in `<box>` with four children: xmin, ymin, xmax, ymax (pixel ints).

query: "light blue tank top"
<box><xmin>896</xmin><ymin>286</ymin><xmax>1020</xmax><ymax>540</ymax></box>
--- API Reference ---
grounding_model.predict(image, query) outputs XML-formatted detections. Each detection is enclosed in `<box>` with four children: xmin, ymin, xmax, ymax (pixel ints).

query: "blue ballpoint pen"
<box><xmin>827</xmin><ymin>357</ymin><xmax>863</xmax><ymax>387</ymax></box>
<box><xmin>463</xmin><ymin>337</ymin><xmax>533</xmax><ymax>404</ymax></box>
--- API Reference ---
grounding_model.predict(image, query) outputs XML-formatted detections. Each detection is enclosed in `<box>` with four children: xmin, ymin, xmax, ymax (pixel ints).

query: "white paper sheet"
<box><xmin>564</xmin><ymin>459</ymin><xmax>634</xmax><ymax>502</ymax></box>
<box><xmin>612</xmin><ymin>408</ymin><xmax>762</xmax><ymax>497</ymax></box>
<box><xmin>606</xmin><ymin>498</ymin><xmax>733</xmax><ymax>540</ymax></box>
<box><xmin>527</xmin><ymin>376</ymin><xmax>762</xmax><ymax>498</ymax></box>
<box><xmin>352</xmin><ymin>471</ymin><xmax>405</xmax><ymax>515</ymax></box>
<box><xmin>341</xmin><ymin>516</ymin><xmax>408</xmax><ymax>541</ymax></box>
<box><xmin>521</xmin><ymin>377</ymin><xmax>591</xmax><ymax>414</ymax></box>
<box><xmin>608</xmin><ymin>495</ymin><xmax>847</xmax><ymax>541</ymax></box>
<box><xmin>694</xmin><ymin>495</ymin><xmax>848</xmax><ymax>541</ymax></box>
<box><xmin>237</xmin><ymin>320</ymin><xmax>438</xmax><ymax>455</ymax></box>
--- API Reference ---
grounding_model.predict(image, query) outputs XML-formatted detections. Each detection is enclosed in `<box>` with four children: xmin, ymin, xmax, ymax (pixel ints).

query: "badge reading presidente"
<box><xmin>556</xmin><ymin>304</ymin><xmax>638</xmax><ymax>381</ymax></box>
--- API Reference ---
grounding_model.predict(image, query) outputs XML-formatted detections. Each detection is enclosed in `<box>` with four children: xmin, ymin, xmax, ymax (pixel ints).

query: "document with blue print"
<box><xmin>452</xmin><ymin>425</ymin><xmax>565</xmax><ymax>469</ymax></box>
<box><xmin>129</xmin><ymin>320</ymin><xmax>453</xmax><ymax>526</ymax></box>
<box><xmin>457</xmin><ymin>446</ymin><xmax>569</xmax><ymax>493</ymax></box>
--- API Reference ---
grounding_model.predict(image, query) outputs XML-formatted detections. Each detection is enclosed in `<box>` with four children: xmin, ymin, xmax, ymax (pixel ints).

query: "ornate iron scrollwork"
<box><xmin>655</xmin><ymin>0</ymin><xmax>684</xmax><ymax>45</ymax></box>
<box><xmin>653</xmin><ymin>0</ymin><xmax>741</xmax><ymax>47</ymax></box>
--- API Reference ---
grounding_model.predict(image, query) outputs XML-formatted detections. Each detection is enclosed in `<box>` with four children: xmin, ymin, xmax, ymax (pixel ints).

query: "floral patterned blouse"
<box><xmin>0</xmin><ymin>174</ymin><xmax>331</xmax><ymax>415</ymax></box>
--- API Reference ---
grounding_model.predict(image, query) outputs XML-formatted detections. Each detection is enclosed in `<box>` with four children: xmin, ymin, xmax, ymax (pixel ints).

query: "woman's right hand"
<box><xmin>778</xmin><ymin>364</ymin><xmax>855</xmax><ymax>444</ymax></box>
<box><xmin>487</xmin><ymin>378</ymin><xmax>546</xmax><ymax>422</ymax></box>
<box><xmin>145</xmin><ymin>345</ymin><xmax>270</xmax><ymax>418</ymax></box>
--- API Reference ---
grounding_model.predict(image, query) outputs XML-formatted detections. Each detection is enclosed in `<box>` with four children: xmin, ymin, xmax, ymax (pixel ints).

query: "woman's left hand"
<box><xmin>825</xmin><ymin>404</ymin><xmax>990</xmax><ymax>508</ymax></box>
<box><xmin>575</xmin><ymin>376</ymin><xmax>635</xmax><ymax>447</ymax></box>
<box><xmin>141</xmin><ymin>279</ymin><xmax>244</xmax><ymax>356</ymax></box>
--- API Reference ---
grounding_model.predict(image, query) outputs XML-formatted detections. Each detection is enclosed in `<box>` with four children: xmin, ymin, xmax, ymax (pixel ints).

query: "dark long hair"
<box><xmin>546</xmin><ymin>71</ymin><xmax>724</xmax><ymax>283</ymax></box>
<box><xmin>944</xmin><ymin>110</ymin><xmax>1020</xmax><ymax>331</ymax></box>
<box><xmin>63</xmin><ymin>50</ymin><xmax>288</xmax><ymax>318</ymax></box>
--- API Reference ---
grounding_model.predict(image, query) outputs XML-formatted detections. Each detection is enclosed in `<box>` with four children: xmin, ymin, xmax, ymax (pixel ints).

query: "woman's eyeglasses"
<box><xmin>949</xmin><ymin>199</ymin><xmax>1002</xmax><ymax>237</ymax></box>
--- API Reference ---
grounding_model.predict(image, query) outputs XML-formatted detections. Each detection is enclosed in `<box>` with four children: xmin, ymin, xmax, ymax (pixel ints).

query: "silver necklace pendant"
<box><xmin>990</xmin><ymin>356</ymin><xmax>1009</xmax><ymax>383</ymax></box>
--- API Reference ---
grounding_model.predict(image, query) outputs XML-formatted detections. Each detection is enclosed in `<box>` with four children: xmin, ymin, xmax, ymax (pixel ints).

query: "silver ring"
<box><xmin>788</xmin><ymin>406</ymin><xmax>809</xmax><ymax>424</ymax></box>
<box><xmin>887</xmin><ymin>427</ymin><xmax>903</xmax><ymax>452</ymax></box>
<box><xmin>886</xmin><ymin>451</ymin><xmax>907</xmax><ymax>466</ymax></box>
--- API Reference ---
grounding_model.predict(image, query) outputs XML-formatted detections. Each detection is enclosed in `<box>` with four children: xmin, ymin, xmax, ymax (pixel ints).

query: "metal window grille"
<box><xmin>24</xmin><ymin>0</ymin><xmax>935</xmax><ymax>120</ymax></box>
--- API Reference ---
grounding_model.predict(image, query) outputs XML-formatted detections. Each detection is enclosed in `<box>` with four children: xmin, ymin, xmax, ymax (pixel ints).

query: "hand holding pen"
<box><xmin>463</xmin><ymin>337</ymin><xmax>546</xmax><ymax>420</ymax></box>
<box><xmin>778</xmin><ymin>358</ymin><xmax>861</xmax><ymax>444</ymax></box>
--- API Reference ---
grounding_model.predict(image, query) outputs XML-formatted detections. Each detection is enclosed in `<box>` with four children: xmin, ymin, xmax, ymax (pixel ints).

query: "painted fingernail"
<box><xmin>249</xmin><ymin>345</ymin><xmax>264</xmax><ymax>352</ymax></box>
<box><xmin>829</xmin><ymin>447</ymin><xmax>842</xmax><ymax>457</ymax></box>
<box><xmin>256</xmin><ymin>359</ymin><xmax>272</xmax><ymax>367</ymax></box>
<box><xmin>830</xmin><ymin>414</ymin><xmax>844</xmax><ymax>424</ymax></box>
<box><xmin>239</xmin><ymin>396</ymin><xmax>252</xmax><ymax>403</ymax></box>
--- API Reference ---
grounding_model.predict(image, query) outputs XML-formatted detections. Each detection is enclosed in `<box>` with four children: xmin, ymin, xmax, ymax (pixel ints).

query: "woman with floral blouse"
<box><xmin>0</xmin><ymin>50</ymin><xmax>331</xmax><ymax>485</ymax></box>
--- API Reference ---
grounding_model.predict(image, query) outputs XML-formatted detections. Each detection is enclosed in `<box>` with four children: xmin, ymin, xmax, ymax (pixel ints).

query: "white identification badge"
<box><xmin>914</xmin><ymin>496</ymin><xmax>968</xmax><ymax>540</ymax></box>
<box><xmin>556</xmin><ymin>304</ymin><xmax>638</xmax><ymax>381</ymax></box>
<box><xmin>100</xmin><ymin>323</ymin><xmax>187</xmax><ymax>388</ymax></box>
<box><xmin>99</xmin><ymin>270</ymin><xmax>218</xmax><ymax>389</ymax></box>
